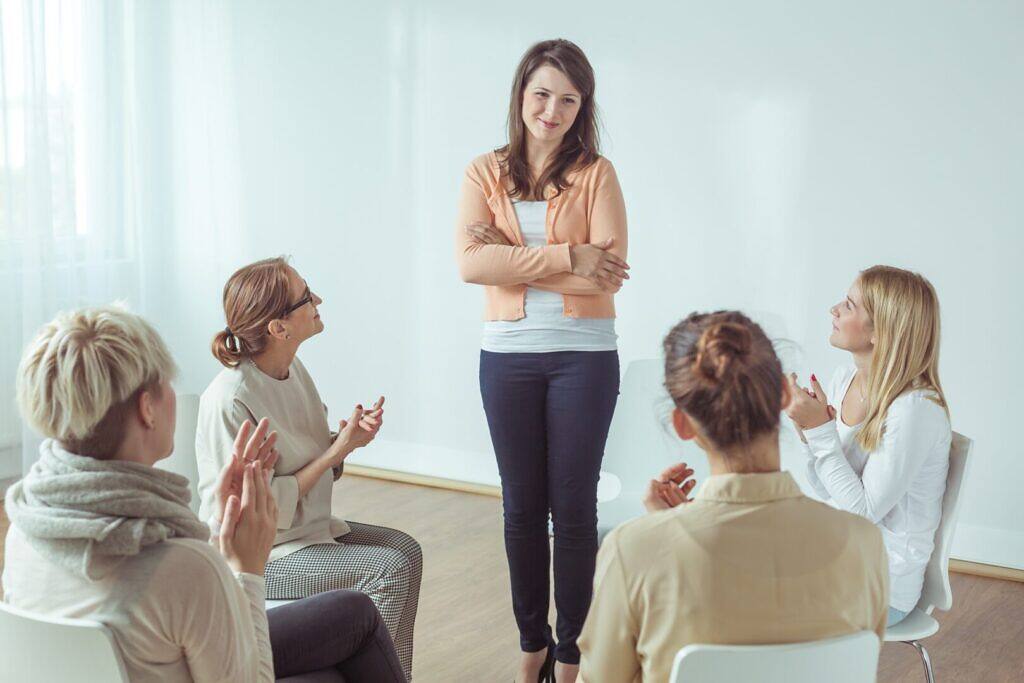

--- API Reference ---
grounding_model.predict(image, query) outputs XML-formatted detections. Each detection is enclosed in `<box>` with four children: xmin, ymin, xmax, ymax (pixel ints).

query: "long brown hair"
<box><xmin>497</xmin><ymin>39</ymin><xmax>600</xmax><ymax>200</ymax></box>
<box><xmin>664</xmin><ymin>311</ymin><xmax>784</xmax><ymax>450</ymax></box>
<box><xmin>857</xmin><ymin>265</ymin><xmax>948</xmax><ymax>451</ymax></box>
<box><xmin>211</xmin><ymin>256</ymin><xmax>293</xmax><ymax>368</ymax></box>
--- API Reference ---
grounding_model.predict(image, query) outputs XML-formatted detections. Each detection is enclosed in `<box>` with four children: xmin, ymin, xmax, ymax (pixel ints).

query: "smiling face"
<box><xmin>521</xmin><ymin>64</ymin><xmax>582</xmax><ymax>147</ymax></box>
<box><xmin>829</xmin><ymin>279</ymin><xmax>875</xmax><ymax>354</ymax></box>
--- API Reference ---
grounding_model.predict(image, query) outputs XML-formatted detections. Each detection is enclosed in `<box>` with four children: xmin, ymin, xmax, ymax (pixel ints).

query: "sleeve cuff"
<box><xmin>803</xmin><ymin>420</ymin><xmax>842</xmax><ymax>456</ymax></box>
<box><xmin>234</xmin><ymin>572</ymin><xmax>268</xmax><ymax>602</ymax></box>
<box><xmin>207</xmin><ymin>515</ymin><xmax>222</xmax><ymax>543</ymax></box>
<box><xmin>548</xmin><ymin>242</ymin><xmax>573</xmax><ymax>274</ymax></box>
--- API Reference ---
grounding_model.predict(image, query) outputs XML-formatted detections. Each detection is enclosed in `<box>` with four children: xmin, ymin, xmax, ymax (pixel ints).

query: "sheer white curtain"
<box><xmin>0</xmin><ymin>0</ymin><xmax>136</xmax><ymax>476</ymax></box>
<box><xmin>0</xmin><ymin>0</ymin><xmax>239</xmax><ymax>477</ymax></box>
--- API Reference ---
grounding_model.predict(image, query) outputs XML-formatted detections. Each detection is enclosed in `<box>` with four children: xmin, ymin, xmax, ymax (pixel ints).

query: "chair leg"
<box><xmin>903</xmin><ymin>640</ymin><xmax>935</xmax><ymax>683</ymax></box>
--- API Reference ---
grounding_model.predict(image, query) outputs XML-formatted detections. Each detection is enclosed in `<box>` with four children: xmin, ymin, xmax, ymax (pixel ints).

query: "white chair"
<box><xmin>883</xmin><ymin>431</ymin><xmax>972</xmax><ymax>683</ymax></box>
<box><xmin>0</xmin><ymin>600</ymin><xmax>129</xmax><ymax>682</ymax></box>
<box><xmin>160</xmin><ymin>392</ymin><xmax>202</xmax><ymax>514</ymax></box>
<box><xmin>670</xmin><ymin>630</ymin><xmax>880</xmax><ymax>683</ymax></box>
<box><xmin>596</xmin><ymin>359</ymin><xmax>693</xmax><ymax>541</ymax></box>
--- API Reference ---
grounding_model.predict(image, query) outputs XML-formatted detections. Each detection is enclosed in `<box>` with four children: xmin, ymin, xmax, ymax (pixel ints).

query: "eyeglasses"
<box><xmin>281</xmin><ymin>282</ymin><xmax>314</xmax><ymax>317</ymax></box>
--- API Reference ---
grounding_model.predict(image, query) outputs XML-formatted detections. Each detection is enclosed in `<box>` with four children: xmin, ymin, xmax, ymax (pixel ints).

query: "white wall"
<box><xmin>159</xmin><ymin>1</ymin><xmax>1023</xmax><ymax>568</ymax></box>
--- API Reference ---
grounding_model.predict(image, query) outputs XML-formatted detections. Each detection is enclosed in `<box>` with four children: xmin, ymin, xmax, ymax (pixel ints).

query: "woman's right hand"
<box><xmin>570</xmin><ymin>238</ymin><xmax>630</xmax><ymax>292</ymax></box>
<box><xmin>328</xmin><ymin>398</ymin><xmax>385</xmax><ymax>465</ymax></box>
<box><xmin>643</xmin><ymin>462</ymin><xmax>697</xmax><ymax>513</ymax></box>
<box><xmin>219</xmin><ymin>461</ymin><xmax>278</xmax><ymax>576</ymax></box>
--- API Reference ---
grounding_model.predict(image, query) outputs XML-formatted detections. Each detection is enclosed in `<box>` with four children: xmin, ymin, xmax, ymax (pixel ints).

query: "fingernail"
<box><xmin>811</xmin><ymin>374</ymin><xmax>817</xmax><ymax>383</ymax></box>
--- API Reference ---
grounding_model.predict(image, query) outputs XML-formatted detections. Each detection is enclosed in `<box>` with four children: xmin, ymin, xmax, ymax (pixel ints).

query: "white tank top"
<box><xmin>481</xmin><ymin>200</ymin><xmax>617</xmax><ymax>353</ymax></box>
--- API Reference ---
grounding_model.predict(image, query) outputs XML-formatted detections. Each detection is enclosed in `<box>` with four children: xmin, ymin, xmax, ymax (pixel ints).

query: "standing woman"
<box><xmin>786</xmin><ymin>265</ymin><xmax>952</xmax><ymax>626</ymax></box>
<box><xmin>455</xmin><ymin>39</ymin><xmax>629</xmax><ymax>683</ymax></box>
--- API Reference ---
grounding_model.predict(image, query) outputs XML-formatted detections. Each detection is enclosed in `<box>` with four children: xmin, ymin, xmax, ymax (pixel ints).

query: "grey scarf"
<box><xmin>4</xmin><ymin>439</ymin><xmax>209</xmax><ymax>579</ymax></box>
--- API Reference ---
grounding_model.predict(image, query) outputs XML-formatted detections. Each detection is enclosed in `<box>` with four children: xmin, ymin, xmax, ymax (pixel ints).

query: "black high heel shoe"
<box><xmin>539</xmin><ymin>645</ymin><xmax>555</xmax><ymax>683</ymax></box>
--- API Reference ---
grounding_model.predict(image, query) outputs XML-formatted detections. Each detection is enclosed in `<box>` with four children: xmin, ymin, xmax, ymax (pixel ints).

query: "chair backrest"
<box><xmin>157</xmin><ymin>392</ymin><xmax>202</xmax><ymax>513</ymax></box>
<box><xmin>0</xmin><ymin>601</ymin><xmax>129</xmax><ymax>682</ymax></box>
<box><xmin>918</xmin><ymin>431</ymin><xmax>972</xmax><ymax>613</ymax></box>
<box><xmin>596</xmin><ymin>359</ymin><xmax>692</xmax><ymax>536</ymax></box>
<box><xmin>670</xmin><ymin>631</ymin><xmax>880</xmax><ymax>683</ymax></box>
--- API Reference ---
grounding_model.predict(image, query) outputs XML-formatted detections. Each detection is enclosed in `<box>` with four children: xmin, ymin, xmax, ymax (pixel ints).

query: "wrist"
<box><xmin>238</xmin><ymin>561</ymin><xmax>266</xmax><ymax>576</ymax></box>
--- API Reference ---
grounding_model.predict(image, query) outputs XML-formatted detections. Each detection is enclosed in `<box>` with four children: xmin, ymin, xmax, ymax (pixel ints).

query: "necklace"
<box><xmin>857</xmin><ymin>374</ymin><xmax>867</xmax><ymax>403</ymax></box>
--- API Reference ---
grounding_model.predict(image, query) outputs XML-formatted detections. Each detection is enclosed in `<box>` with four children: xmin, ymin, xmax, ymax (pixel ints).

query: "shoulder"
<box><xmin>603</xmin><ymin>507</ymin><xmax>680</xmax><ymax>555</ymax></box>
<box><xmin>886</xmin><ymin>389</ymin><xmax>951</xmax><ymax>437</ymax></box>
<box><xmin>147</xmin><ymin>539</ymin><xmax>235</xmax><ymax>591</ymax></box>
<box><xmin>200</xmin><ymin>367</ymin><xmax>246</xmax><ymax>409</ymax></box>
<box><xmin>464</xmin><ymin>152</ymin><xmax>500</xmax><ymax>183</ymax></box>
<box><xmin>576</xmin><ymin>155</ymin><xmax>617</xmax><ymax>182</ymax></box>
<box><xmin>888</xmin><ymin>389</ymin><xmax>950</xmax><ymax>424</ymax></box>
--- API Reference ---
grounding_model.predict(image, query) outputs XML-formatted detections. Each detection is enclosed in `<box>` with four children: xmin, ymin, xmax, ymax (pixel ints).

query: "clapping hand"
<box><xmin>214</xmin><ymin>418</ymin><xmax>279</xmax><ymax>523</ymax></box>
<box><xmin>643</xmin><ymin>462</ymin><xmax>697</xmax><ymax>513</ymax></box>
<box><xmin>219</xmin><ymin>459</ymin><xmax>278</xmax><ymax>576</ymax></box>
<box><xmin>330</xmin><ymin>396</ymin><xmax>385</xmax><ymax>464</ymax></box>
<box><xmin>785</xmin><ymin>373</ymin><xmax>836</xmax><ymax>431</ymax></box>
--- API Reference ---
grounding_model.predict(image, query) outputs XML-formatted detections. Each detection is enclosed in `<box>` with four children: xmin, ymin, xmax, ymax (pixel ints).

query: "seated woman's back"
<box><xmin>579</xmin><ymin>311</ymin><xmax>888</xmax><ymax>682</ymax></box>
<box><xmin>4</xmin><ymin>527</ymin><xmax>265</xmax><ymax>682</ymax></box>
<box><xmin>584</xmin><ymin>473</ymin><xmax>886</xmax><ymax>681</ymax></box>
<box><xmin>3</xmin><ymin>306</ymin><xmax>274</xmax><ymax>683</ymax></box>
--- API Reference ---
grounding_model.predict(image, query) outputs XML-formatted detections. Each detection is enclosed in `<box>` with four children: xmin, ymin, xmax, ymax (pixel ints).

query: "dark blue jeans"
<box><xmin>480</xmin><ymin>350</ymin><xmax>620</xmax><ymax>665</ymax></box>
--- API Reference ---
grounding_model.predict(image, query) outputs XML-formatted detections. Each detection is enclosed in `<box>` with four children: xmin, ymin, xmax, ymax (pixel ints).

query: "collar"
<box><xmin>693</xmin><ymin>471</ymin><xmax>804</xmax><ymax>504</ymax></box>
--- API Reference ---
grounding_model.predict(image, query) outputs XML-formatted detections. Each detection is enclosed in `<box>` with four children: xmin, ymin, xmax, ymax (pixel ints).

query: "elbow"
<box><xmin>458</xmin><ymin>254</ymin><xmax>493</xmax><ymax>285</ymax></box>
<box><xmin>458</xmin><ymin>260</ymin><xmax>484</xmax><ymax>284</ymax></box>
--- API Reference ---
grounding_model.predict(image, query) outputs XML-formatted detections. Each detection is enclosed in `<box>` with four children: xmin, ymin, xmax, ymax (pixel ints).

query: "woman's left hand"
<box><xmin>465</xmin><ymin>222</ymin><xmax>512</xmax><ymax>246</ymax></box>
<box><xmin>643</xmin><ymin>462</ymin><xmax>697</xmax><ymax>512</ymax></box>
<box><xmin>785</xmin><ymin>373</ymin><xmax>836</xmax><ymax>431</ymax></box>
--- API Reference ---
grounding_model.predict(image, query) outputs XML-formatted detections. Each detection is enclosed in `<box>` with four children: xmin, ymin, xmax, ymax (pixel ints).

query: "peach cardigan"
<box><xmin>455</xmin><ymin>151</ymin><xmax>628</xmax><ymax>321</ymax></box>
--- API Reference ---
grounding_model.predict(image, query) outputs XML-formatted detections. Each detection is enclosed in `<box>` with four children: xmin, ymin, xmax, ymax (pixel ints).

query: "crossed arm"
<box><xmin>454</xmin><ymin>163</ymin><xmax>629</xmax><ymax>294</ymax></box>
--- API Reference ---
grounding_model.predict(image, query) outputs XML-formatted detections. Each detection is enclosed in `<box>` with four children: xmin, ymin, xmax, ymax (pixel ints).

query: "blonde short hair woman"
<box><xmin>3</xmin><ymin>305</ymin><xmax>404</xmax><ymax>682</ymax></box>
<box><xmin>787</xmin><ymin>266</ymin><xmax>952</xmax><ymax>626</ymax></box>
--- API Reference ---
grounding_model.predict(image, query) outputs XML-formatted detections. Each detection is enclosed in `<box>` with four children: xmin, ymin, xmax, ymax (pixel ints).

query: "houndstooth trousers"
<box><xmin>264</xmin><ymin>521</ymin><xmax>422</xmax><ymax>681</ymax></box>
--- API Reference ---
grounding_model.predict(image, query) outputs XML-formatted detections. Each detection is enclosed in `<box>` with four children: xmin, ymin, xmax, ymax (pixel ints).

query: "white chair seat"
<box><xmin>266</xmin><ymin>598</ymin><xmax>296</xmax><ymax>610</ymax></box>
<box><xmin>884</xmin><ymin>608</ymin><xmax>939</xmax><ymax>642</ymax></box>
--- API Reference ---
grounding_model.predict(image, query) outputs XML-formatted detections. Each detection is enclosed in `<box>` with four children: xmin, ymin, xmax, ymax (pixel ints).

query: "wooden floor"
<box><xmin>2</xmin><ymin>476</ymin><xmax>1023</xmax><ymax>682</ymax></box>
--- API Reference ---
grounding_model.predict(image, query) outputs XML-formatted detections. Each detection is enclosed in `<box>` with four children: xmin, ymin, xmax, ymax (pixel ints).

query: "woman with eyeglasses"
<box><xmin>196</xmin><ymin>256</ymin><xmax>422</xmax><ymax>681</ymax></box>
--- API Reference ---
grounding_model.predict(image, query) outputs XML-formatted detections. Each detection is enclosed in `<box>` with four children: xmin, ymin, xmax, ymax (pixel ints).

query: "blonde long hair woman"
<box><xmin>786</xmin><ymin>265</ymin><xmax>952</xmax><ymax>626</ymax></box>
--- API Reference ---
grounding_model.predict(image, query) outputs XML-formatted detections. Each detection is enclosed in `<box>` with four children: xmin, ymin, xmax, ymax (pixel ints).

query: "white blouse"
<box><xmin>802</xmin><ymin>365</ymin><xmax>952</xmax><ymax>612</ymax></box>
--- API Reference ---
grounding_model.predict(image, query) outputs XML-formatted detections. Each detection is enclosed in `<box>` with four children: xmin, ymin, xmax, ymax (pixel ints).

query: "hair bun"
<box><xmin>693</xmin><ymin>321</ymin><xmax>752</xmax><ymax>384</ymax></box>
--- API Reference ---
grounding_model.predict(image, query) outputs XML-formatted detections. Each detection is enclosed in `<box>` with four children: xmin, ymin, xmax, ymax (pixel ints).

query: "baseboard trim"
<box><xmin>345</xmin><ymin>464</ymin><xmax>502</xmax><ymax>498</ymax></box>
<box><xmin>950</xmin><ymin>559</ymin><xmax>1024</xmax><ymax>583</ymax></box>
<box><xmin>348</xmin><ymin>465</ymin><xmax>1024</xmax><ymax>580</ymax></box>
